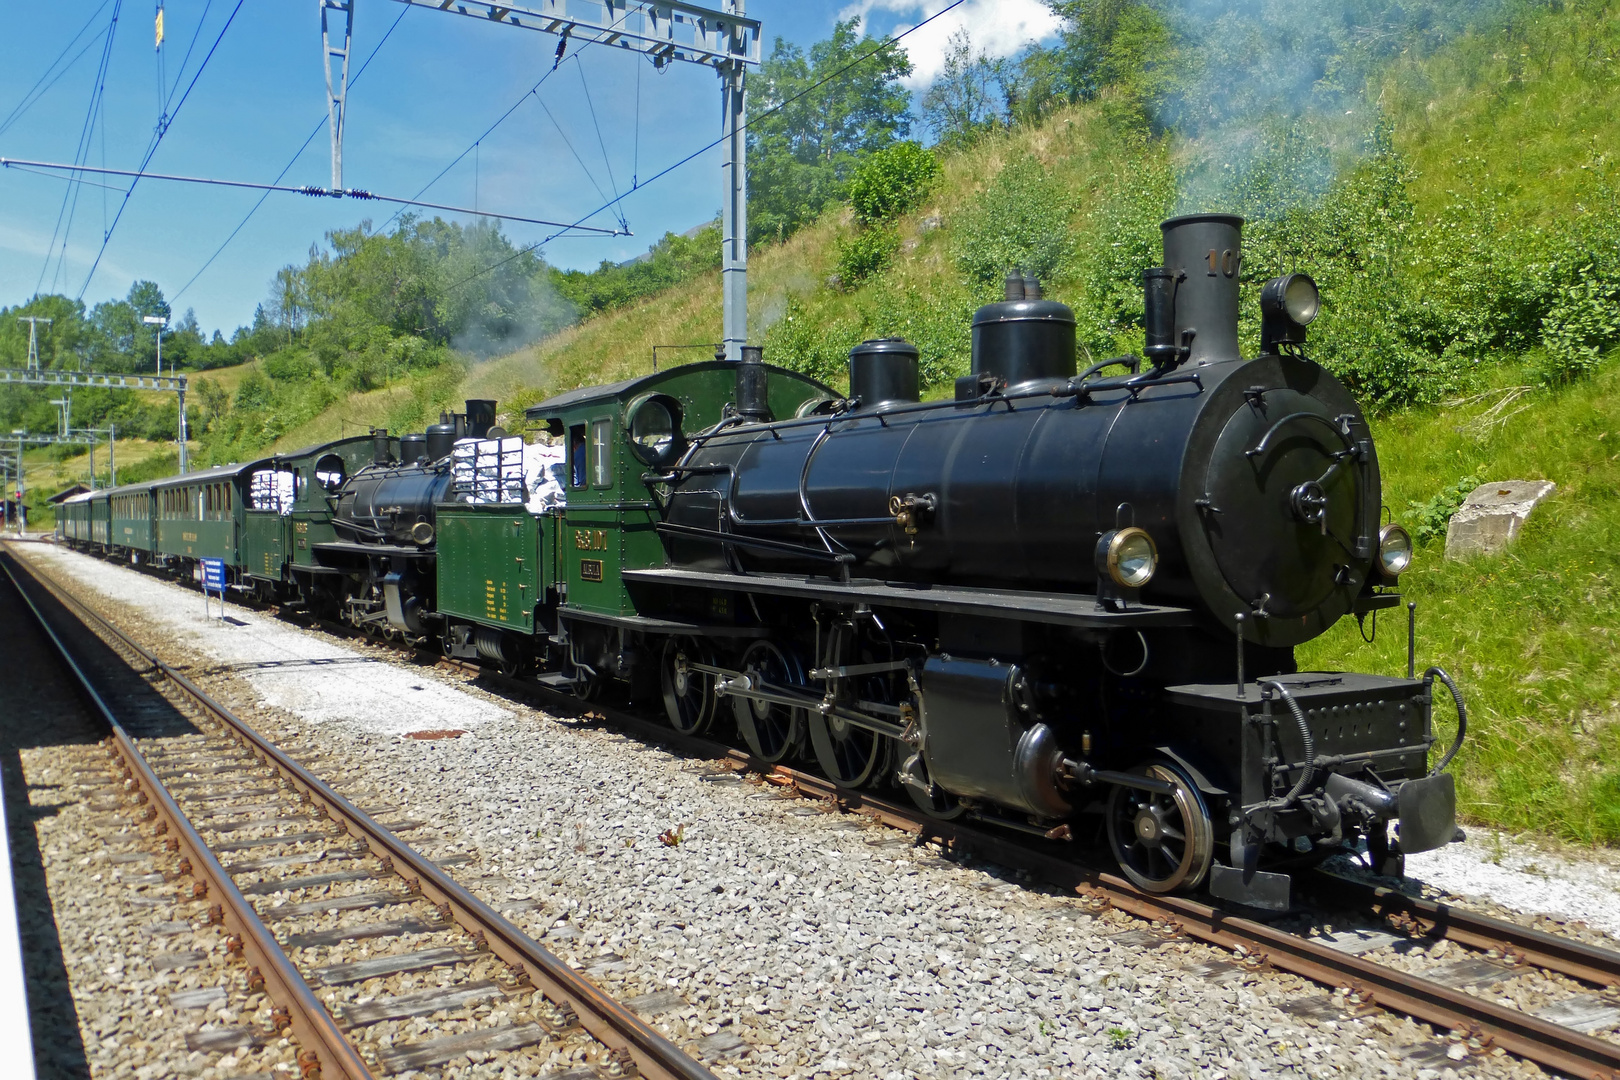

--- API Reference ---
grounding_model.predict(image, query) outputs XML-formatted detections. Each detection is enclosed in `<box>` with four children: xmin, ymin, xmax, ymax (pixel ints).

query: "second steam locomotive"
<box><xmin>59</xmin><ymin>214</ymin><xmax>1466</xmax><ymax>908</ymax></box>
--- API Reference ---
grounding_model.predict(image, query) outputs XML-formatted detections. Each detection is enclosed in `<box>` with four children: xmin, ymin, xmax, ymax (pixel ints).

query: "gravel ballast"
<box><xmin>22</xmin><ymin>542</ymin><xmax>1608</xmax><ymax>1078</ymax></box>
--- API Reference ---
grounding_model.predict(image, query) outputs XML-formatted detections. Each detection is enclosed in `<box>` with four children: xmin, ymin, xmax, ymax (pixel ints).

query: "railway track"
<box><xmin>2</xmin><ymin>548</ymin><xmax>717</xmax><ymax>1080</ymax></box>
<box><xmin>426</xmin><ymin>667</ymin><xmax>1620</xmax><ymax>1080</ymax></box>
<box><xmin>18</xmin><ymin>542</ymin><xmax>1620</xmax><ymax>1080</ymax></box>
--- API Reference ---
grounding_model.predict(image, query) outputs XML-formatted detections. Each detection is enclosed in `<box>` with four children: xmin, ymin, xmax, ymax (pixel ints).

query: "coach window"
<box><xmin>590</xmin><ymin>419</ymin><xmax>612</xmax><ymax>487</ymax></box>
<box><xmin>569</xmin><ymin>424</ymin><xmax>587</xmax><ymax>488</ymax></box>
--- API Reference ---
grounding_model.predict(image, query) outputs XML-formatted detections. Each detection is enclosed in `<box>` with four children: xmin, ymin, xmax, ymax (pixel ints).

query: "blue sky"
<box><xmin>0</xmin><ymin>1</ymin><xmax>1059</xmax><ymax>334</ymax></box>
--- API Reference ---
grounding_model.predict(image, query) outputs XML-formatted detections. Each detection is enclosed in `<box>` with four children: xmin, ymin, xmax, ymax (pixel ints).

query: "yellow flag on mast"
<box><xmin>154</xmin><ymin>8</ymin><xmax>164</xmax><ymax>49</ymax></box>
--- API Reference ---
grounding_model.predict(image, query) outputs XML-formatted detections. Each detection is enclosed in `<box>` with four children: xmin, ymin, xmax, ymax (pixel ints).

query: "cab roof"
<box><xmin>524</xmin><ymin>360</ymin><xmax>835</xmax><ymax>424</ymax></box>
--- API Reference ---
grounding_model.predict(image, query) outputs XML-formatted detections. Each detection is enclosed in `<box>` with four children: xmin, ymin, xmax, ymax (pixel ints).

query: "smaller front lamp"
<box><xmin>1377</xmin><ymin>523</ymin><xmax>1413</xmax><ymax>579</ymax></box>
<box><xmin>1097</xmin><ymin>527</ymin><xmax>1158</xmax><ymax>589</ymax></box>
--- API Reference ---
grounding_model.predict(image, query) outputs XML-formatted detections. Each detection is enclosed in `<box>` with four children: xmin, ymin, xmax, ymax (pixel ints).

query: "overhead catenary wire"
<box><xmin>159</xmin><ymin>0</ymin><xmax>216</xmax><ymax>131</ymax></box>
<box><xmin>75</xmin><ymin>0</ymin><xmax>246</xmax><ymax>300</ymax></box>
<box><xmin>378</xmin><ymin>5</ymin><xmax>633</xmax><ymax>233</ymax></box>
<box><xmin>442</xmin><ymin>0</ymin><xmax>967</xmax><ymax>294</ymax></box>
<box><xmin>536</xmin><ymin>92</ymin><xmax>614</xmax><ymax>209</ymax></box>
<box><xmin>0</xmin><ymin>0</ymin><xmax>113</xmax><ymax>138</ymax></box>
<box><xmin>172</xmin><ymin>4</ymin><xmax>412</xmax><ymax>303</ymax></box>
<box><xmin>0</xmin><ymin>158</ymin><xmax>628</xmax><ymax>234</ymax></box>
<box><xmin>575</xmin><ymin>57</ymin><xmax>628</xmax><ymax>232</ymax></box>
<box><xmin>37</xmin><ymin>0</ymin><xmax>123</xmax><ymax>297</ymax></box>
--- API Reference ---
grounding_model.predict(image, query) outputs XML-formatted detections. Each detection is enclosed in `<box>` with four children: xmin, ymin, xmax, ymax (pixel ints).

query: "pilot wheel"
<box><xmin>1105</xmin><ymin>762</ymin><xmax>1215</xmax><ymax>893</ymax></box>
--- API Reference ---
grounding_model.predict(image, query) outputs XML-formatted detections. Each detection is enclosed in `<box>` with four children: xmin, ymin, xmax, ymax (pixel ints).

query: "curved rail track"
<box><xmin>2</xmin><ymin>547</ymin><xmax>717</xmax><ymax>1080</ymax></box>
<box><xmin>16</xmin><ymin>542</ymin><xmax>1620</xmax><ymax>1080</ymax></box>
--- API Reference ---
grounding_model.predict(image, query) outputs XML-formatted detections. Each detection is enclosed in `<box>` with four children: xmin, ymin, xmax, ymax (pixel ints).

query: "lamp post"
<box><xmin>10</xmin><ymin>429</ymin><xmax>24</xmax><ymax>535</ymax></box>
<box><xmin>142</xmin><ymin>315</ymin><xmax>167</xmax><ymax>375</ymax></box>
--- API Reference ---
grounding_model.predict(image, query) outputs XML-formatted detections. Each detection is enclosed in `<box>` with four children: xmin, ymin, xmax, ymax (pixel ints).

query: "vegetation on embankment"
<box><xmin>1298</xmin><ymin>363</ymin><xmax>1620</xmax><ymax>844</ymax></box>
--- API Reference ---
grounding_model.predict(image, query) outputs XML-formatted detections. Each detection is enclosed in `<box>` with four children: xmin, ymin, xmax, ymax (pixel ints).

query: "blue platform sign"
<box><xmin>201</xmin><ymin>557</ymin><xmax>227</xmax><ymax>618</ymax></box>
<box><xmin>201</xmin><ymin>558</ymin><xmax>226</xmax><ymax>590</ymax></box>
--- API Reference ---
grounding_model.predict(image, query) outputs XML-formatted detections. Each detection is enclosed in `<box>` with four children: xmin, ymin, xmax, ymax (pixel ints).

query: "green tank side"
<box><xmin>436</xmin><ymin>504</ymin><xmax>542</xmax><ymax>632</ymax></box>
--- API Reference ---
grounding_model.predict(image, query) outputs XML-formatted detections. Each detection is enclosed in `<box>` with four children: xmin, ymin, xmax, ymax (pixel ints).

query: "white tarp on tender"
<box><xmin>450</xmin><ymin>437</ymin><xmax>567</xmax><ymax>514</ymax></box>
<box><xmin>524</xmin><ymin>442</ymin><xmax>567</xmax><ymax>513</ymax></box>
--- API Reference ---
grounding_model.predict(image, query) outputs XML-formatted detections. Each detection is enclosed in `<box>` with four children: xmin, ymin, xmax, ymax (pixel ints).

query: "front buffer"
<box><xmin>1162</xmin><ymin>670</ymin><xmax>1466</xmax><ymax>909</ymax></box>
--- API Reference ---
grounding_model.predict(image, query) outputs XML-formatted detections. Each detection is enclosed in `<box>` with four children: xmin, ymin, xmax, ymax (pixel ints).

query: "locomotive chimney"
<box><xmin>372</xmin><ymin>427</ymin><xmax>393</xmax><ymax>466</ymax></box>
<box><xmin>464</xmin><ymin>399</ymin><xmax>497</xmax><ymax>439</ymax></box>
<box><xmin>1159</xmin><ymin>214</ymin><xmax>1244</xmax><ymax>365</ymax></box>
<box><xmin>735</xmin><ymin>344</ymin><xmax>771</xmax><ymax>422</ymax></box>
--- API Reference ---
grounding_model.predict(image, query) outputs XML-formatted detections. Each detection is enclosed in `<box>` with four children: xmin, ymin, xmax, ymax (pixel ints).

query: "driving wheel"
<box><xmin>808</xmin><ymin>710</ymin><xmax>890</xmax><ymax>789</ymax></box>
<box><xmin>1105</xmin><ymin>761</ymin><xmax>1215</xmax><ymax>893</ymax></box>
<box><xmin>661</xmin><ymin>636</ymin><xmax>716</xmax><ymax>734</ymax></box>
<box><xmin>732</xmin><ymin>640</ymin><xmax>805</xmax><ymax>763</ymax></box>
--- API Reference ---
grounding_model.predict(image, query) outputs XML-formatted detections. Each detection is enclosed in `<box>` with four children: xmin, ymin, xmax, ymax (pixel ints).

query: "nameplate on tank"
<box><xmin>580</xmin><ymin>559</ymin><xmax>604</xmax><ymax>582</ymax></box>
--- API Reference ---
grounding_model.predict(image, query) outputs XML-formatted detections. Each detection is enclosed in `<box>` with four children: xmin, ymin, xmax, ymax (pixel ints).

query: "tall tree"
<box><xmin>919</xmin><ymin>30</ymin><xmax>1011</xmax><ymax>148</ymax></box>
<box><xmin>747</xmin><ymin>18</ymin><xmax>914</xmax><ymax>246</ymax></box>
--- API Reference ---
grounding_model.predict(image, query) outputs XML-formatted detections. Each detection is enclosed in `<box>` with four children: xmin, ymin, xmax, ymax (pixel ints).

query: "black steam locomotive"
<box><xmin>625</xmin><ymin>213</ymin><xmax>1464</xmax><ymax>908</ymax></box>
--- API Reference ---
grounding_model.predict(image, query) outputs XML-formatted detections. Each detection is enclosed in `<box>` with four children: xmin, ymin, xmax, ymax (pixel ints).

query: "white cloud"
<box><xmin>839</xmin><ymin>0</ymin><xmax>1064</xmax><ymax>88</ymax></box>
<box><xmin>0</xmin><ymin>216</ymin><xmax>138</xmax><ymax>297</ymax></box>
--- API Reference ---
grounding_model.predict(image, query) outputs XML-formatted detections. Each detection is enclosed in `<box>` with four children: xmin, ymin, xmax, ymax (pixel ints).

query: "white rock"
<box><xmin>1444</xmin><ymin>480</ymin><xmax>1556</xmax><ymax>559</ymax></box>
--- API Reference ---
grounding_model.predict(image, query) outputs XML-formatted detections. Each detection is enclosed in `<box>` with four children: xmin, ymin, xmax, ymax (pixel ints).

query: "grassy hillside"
<box><xmin>1298</xmin><ymin>361</ymin><xmax>1620</xmax><ymax>843</ymax></box>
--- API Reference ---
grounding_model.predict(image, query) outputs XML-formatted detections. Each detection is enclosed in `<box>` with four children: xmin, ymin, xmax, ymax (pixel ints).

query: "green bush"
<box><xmin>860</xmin><ymin>284</ymin><xmax>977</xmax><ymax>388</ymax></box>
<box><xmin>1069</xmin><ymin>150</ymin><xmax>1175</xmax><ymax>359</ymax></box>
<box><xmin>951</xmin><ymin>157</ymin><xmax>1076</xmax><ymax>288</ymax></box>
<box><xmin>834</xmin><ymin>227</ymin><xmax>902</xmax><ymax>289</ymax></box>
<box><xmin>762</xmin><ymin>298</ymin><xmax>864</xmax><ymax>386</ymax></box>
<box><xmin>849</xmin><ymin>142</ymin><xmax>943</xmax><ymax>225</ymax></box>
<box><xmin>1405</xmin><ymin>471</ymin><xmax>1485</xmax><ymax>545</ymax></box>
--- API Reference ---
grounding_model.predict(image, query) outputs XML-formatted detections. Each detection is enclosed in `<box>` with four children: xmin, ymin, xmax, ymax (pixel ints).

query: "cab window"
<box><xmin>569</xmin><ymin>425</ymin><xmax>587</xmax><ymax>488</ymax></box>
<box><xmin>590</xmin><ymin>419</ymin><xmax>612</xmax><ymax>487</ymax></box>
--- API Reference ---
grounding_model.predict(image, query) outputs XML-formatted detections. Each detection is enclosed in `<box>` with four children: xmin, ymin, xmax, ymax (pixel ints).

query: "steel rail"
<box><xmin>0</xmin><ymin>552</ymin><xmax>375</xmax><ymax>1080</ymax></box>
<box><xmin>7</xmin><ymin>552</ymin><xmax>717</xmax><ymax>1080</ymax></box>
<box><xmin>440</xmin><ymin>660</ymin><xmax>1620</xmax><ymax>1080</ymax></box>
<box><xmin>1310</xmin><ymin>871</ymin><xmax>1620</xmax><ymax>990</ymax></box>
